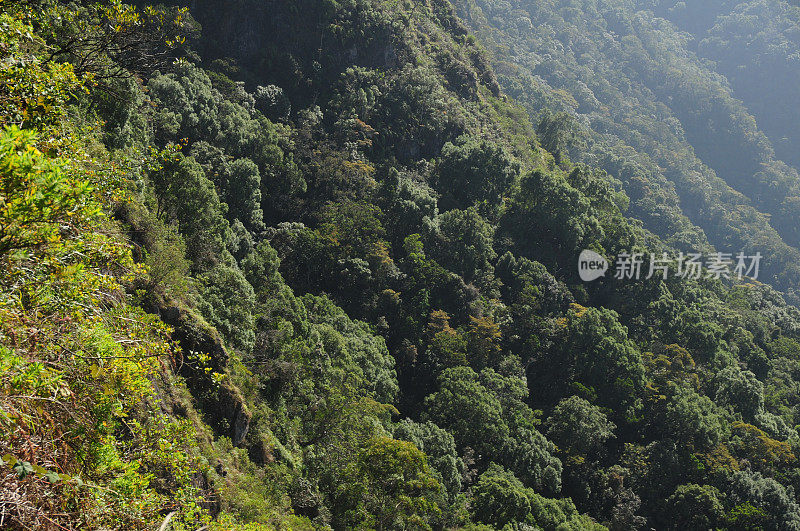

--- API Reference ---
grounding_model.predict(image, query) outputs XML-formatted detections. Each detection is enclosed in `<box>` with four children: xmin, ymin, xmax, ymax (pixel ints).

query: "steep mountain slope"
<box><xmin>456</xmin><ymin>0</ymin><xmax>800</xmax><ymax>304</ymax></box>
<box><xmin>5</xmin><ymin>0</ymin><xmax>800</xmax><ymax>530</ymax></box>
<box><xmin>652</xmin><ymin>0</ymin><xmax>800</xmax><ymax>167</ymax></box>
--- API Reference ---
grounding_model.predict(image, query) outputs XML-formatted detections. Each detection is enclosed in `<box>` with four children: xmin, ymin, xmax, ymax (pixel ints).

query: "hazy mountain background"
<box><xmin>456</xmin><ymin>0</ymin><xmax>800</xmax><ymax>304</ymax></box>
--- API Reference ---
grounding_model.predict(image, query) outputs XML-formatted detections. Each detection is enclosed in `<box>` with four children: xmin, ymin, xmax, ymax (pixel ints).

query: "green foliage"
<box><xmin>426</xmin><ymin>207</ymin><xmax>496</xmax><ymax>288</ymax></box>
<box><xmin>423</xmin><ymin>366</ymin><xmax>509</xmax><ymax>458</ymax></box>
<box><xmin>715</xmin><ymin>365</ymin><xmax>766</xmax><ymax>420</ymax></box>
<box><xmin>471</xmin><ymin>463</ymin><xmax>604</xmax><ymax>530</ymax></box>
<box><xmin>435</xmin><ymin>135</ymin><xmax>519</xmax><ymax>215</ymax></box>
<box><xmin>727</xmin><ymin>469</ymin><xmax>800</xmax><ymax>530</ymax></box>
<box><xmin>0</xmin><ymin>127</ymin><xmax>98</xmax><ymax>256</ymax></box>
<box><xmin>420</xmin><ymin>312</ymin><xmax>469</xmax><ymax>379</ymax></box>
<box><xmin>393</xmin><ymin>419</ymin><xmax>464</xmax><ymax>502</ymax></box>
<box><xmin>147</xmin><ymin>62</ymin><xmax>300</xmax><ymax>221</ymax></box>
<box><xmin>462</xmin><ymin>0</ymin><xmax>800</xmax><ymax>300</ymax></box>
<box><xmin>223</xmin><ymin>157</ymin><xmax>264</xmax><ymax>231</ymax></box>
<box><xmin>12</xmin><ymin>0</ymin><xmax>800</xmax><ymax>528</ymax></box>
<box><xmin>120</xmin><ymin>200</ymin><xmax>191</xmax><ymax>299</ymax></box>
<box><xmin>0</xmin><ymin>14</ymin><xmax>84</xmax><ymax>129</ymax></box>
<box><xmin>302</xmin><ymin>293</ymin><xmax>399</xmax><ymax>404</ymax></box>
<box><xmin>537</xmin><ymin>109</ymin><xmax>577</xmax><ymax>165</ymax></box>
<box><xmin>380</xmin><ymin>169</ymin><xmax>439</xmax><ymax>246</ymax></box>
<box><xmin>0</xmin><ymin>125</ymin><xmax>209</xmax><ymax>529</ymax></box>
<box><xmin>545</xmin><ymin>395</ymin><xmax>616</xmax><ymax>457</ymax></box>
<box><xmin>471</xmin><ymin>464</ymin><xmax>532</xmax><ymax>527</ymax></box>
<box><xmin>148</xmin><ymin>152</ymin><xmax>231</xmax><ymax>267</ymax></box>
<box><xmin>664</xmin><ymin>483</ymin><xmax>725</xmax><ymax>531</ymax></box>
<box><xmin>39</xmin><ymin>1</ymin><xmax>193</xmax><ymax>81</ymax></box>
<box><xmin>376</xmin><ymin>64</ymin><xmax>470</xmax><ymax>161</ymax></box>
<box><xmin>254</xmin><ymin>85</ymin><xmax>291</xmax><ymax>122</ymax></box>
<box><xmin>663</xmin><ymin>384</ymin><xmax>728</xmax><ymax>450</ymax></box>
<box><xmin>533</xmin><ymin>305</ymin><xmax>645</xmax><ymax>418</ymax></box>
<box><xmin>196</xmin><ymin>264</ymin><xmax>256</xmax><ymax>354</ymax></box>
<box><xmin>423</xmin><ymin>366</ymin><xmax>562</xmax><ymax>493</ymax></box>
<box><xmin>338</xmin><ymin>436</ymin><xmax>442</xmax><ymax>530</ymax></box>
<box><xmin>318</xmin><ymin>199</ymin><xmax>386</xmax><ymax>258</ymax></box>
<box><xmin>500</xmin><ymin>169</ymin><xmax>603</xmax><ymax>267</ymax></box>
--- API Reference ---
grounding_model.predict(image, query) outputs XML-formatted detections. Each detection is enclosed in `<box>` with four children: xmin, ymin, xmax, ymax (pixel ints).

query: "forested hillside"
<box><xmin>4</xmin><ymin>0</ymin><xmax>800</xmax><ymax>529</ymax></box>
<box><xmin>455</xmin><ymin>0</ymin><xmax>800</xmax><ymax>305</ymax></box>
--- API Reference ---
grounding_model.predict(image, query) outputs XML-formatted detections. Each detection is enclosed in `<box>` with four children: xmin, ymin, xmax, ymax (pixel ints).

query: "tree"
<box><xmin>471</xmin><ymin>464</ymin><xmax>602</xmax><ymax>530</ymax></box>
<box><xmin>730</xmin><ymin>422</ymin><xmax>795</xmax><ymax>476</ymax></box>
<box><xmin>255</xmin><ymin>84</ymin><xmax>291</xmax><ymax>121</ymax></box>
<box><xmin>380</xmin><ymin>170</ymin><xmax>438</xmax><ymax>247</ymax></box>
<box><xmin>147</xmin><ymin>63</ymin><xmax>300</xmax><ymax>221</ymax></box>
<box><xmin>148</xmin><ymin>153</ymin><xmax>230</xmax><ymax>268</ymax></box>
<box><xmin>317</xmin><ymin>200</ymin><xmax>386</xmax><ymax>258</ymax></box>
<box><xmin>223</xmin><ymin>157</ymin><xmax>264</xmax><ymax>231</ymax></box>
<box><xmin>427</xmin><ymin>207</ymin><xmax>496</xmax><ymax>287</ymax></box>
<box><xmin>419</xmin><ymin>323</ymin><xmax>468</xmax><ymax>381</ymax></box>
<box><xmin>196</xmin><ymin>264</ymin><xmax>256</xmax><ymax>354</ymax></box>
<box><xmin>0</xmin><ymin>15</ymin><xmax>83</xmax><ymax>129</ymax></box>
<box><xmin>531</xmin><ymin>305</ymin><xmax>645</xmax><ymax>418</ymax></box>
<box><xmin>393</xmin><ymin>419</ymin><xmax>464</xmax><ymax>502</ymax></box>
<box><xmin>42</xmin><ymin>2</ymin><xmax>194</xmax><ymax>83</ymax></box>
<box><xmin>715</xmin><ymin>365</ymin><xmax>765</xmax><ymax>420</ymax></box>
<box><xmin>423</xmin><ymin>366</ymin><xmax>562</xmax><ymax>493</ymax></box>
<box><xmin>302</xmin><ymin>293</ymin><xmax>399</xmax><ymax>404</ymax></box>
<box><xmin>471</xmin><ymin>464</ymin><xmax>532</xmax><ymax>528</ymax></box>
<box><xmin>501</xmin><ymin>426</ymin><xmax>563</xmax><ymax>495</ymax></box>
<box><xmin>665</xmin><ymin>484</ymin><xmax>725</xmax><ymax>531</ymax></box>
<box><xmin>435</xmin><ymin>135</ymin><xmax>519</xmax><ymax>215</ymax></box>
<box><xmin>466</xmin><ymin>315</ymin><xmax>502</xmax><ymax>369</ymax></box>
<box><xmin>377</xmin><ymin>64</ymin><xmax>468</xmax><ymax>161</ymax></box>
<box><xmin>546</xmin><ymin>396</ymin><xmax>616</xmax><ymax>457</ymax></box>
<box><xmin>0</xmin><ymin>127</ymin><xmax>95</xmax><ymax>256</ymax></box>
<box><xmin>241</xmin><ymin>240</ymin><xmax>282</xmax><ymax>297</ymax></box>
<box><xmin>496</xmin><ymin>252</ymin><xmax>573</xmax><ymax>315</ymax></box>
<box><xmin>663</xmin><ymin>384</ymin><xmax>727</xmax><ymax>451</ymax></box>
<box><xmin>537</xmin><ymin>110</ymin><xmax>577</xmax><ymax>164</ymax></box>
<box><xmin>727</xmin><ymin>470</ymin><xmax>800</xmax><ymax>530</ymax></box>
<box><xmin>500</xmin><ymin>170</ymin><xmax>601</xmax><ymax>267</ymax></box>
<box><xmin>338</xmin><ymin>437</ymin><xmax>442</xmax><ymax>530</ymax></box>
<box><xmin>422</xmin><ymin>366</ymin><xmax>508</xmax><ymax>458</ymax></box>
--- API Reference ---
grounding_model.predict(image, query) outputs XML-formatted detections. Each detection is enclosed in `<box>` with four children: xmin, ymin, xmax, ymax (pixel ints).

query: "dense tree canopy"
<box><xmin>5</xmin><ymin>0</ymin><xmax>800</xmax><ymax>529</ymax></box>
